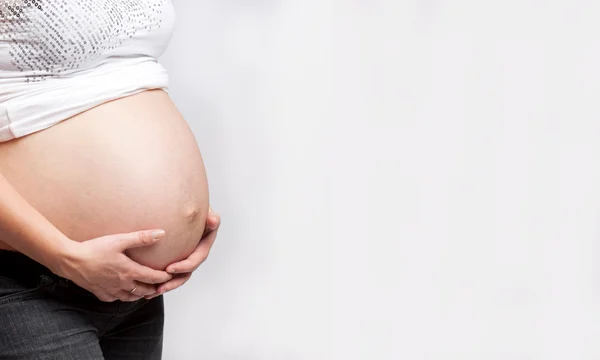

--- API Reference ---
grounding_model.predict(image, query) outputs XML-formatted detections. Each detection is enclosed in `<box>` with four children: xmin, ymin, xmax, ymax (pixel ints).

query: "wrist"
<box><xmin>43</xmin><ymin>235</ymin><xmax>81</xmax><ymax>278</ymax></box>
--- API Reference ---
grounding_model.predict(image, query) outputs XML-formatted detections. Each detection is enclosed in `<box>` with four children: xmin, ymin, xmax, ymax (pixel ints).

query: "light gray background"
<box><xmin>161</xmin><ymin>1</ymin><xmax>600</xmax><ymax>359</ymax></box>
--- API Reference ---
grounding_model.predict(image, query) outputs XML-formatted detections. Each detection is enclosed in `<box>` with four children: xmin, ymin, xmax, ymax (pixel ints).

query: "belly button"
<box><xmin>183</xmin><ymin>204</ymin><xmax>200</xmax><ymax>222</ymax></box>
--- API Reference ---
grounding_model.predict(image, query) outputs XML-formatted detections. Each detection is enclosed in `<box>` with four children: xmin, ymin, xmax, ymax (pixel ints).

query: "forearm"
<box><xmin>0</xmin><ymin>170</ymin><xmax>73</xmax><ymax>273</ymax></box>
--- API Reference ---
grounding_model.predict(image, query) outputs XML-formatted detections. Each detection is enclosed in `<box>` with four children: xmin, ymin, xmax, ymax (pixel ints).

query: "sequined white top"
<box><xmin>0</xmin><ymin>0</ymin><xmax>175</xmax><ymax>142</ymax></box>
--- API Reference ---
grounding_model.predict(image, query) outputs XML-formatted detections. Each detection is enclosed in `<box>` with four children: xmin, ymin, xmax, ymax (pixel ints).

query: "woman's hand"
<box><xmin>55</xmin><ymin>229</ymin><xmax>173</xmax><ymax>302</ymax></box>
<box><xmin>145</xmin><ymin>206</ymin><xmax>221</xmax><ymax>299</ymax></box>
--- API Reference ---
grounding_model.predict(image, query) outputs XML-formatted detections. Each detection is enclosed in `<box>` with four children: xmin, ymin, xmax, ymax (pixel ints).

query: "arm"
<box><xmin>0</xmin><ymin>171</ymin><xmax>72</xmax><ymax>273</ymax></box>
<box><xmin>0</xmin><ymin>170</ymin><xmax>172</xmax><ymax>302</ymax></box>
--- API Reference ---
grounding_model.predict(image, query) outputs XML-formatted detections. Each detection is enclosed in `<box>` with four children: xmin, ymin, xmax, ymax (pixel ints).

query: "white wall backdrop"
<box><xmin>161</xmin><ymin>1</ymin><xmax>332</xmax><ymax>359</ymax></box>
<box><xmin>162</xmin><ymin>0</ymin><xmax>600</xmax><ymax>359</ymax></box>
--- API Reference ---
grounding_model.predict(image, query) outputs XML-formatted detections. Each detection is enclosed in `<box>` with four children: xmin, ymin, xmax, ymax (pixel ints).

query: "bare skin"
<box><xmin>0</xmin><ymin>89</ymin><xmax>220</xmax><ymax>301</ymax></box>
<box><xmin>151</xmin><ymin>206</ymin><xmax>221</xmax><ymax>299</ymax></box>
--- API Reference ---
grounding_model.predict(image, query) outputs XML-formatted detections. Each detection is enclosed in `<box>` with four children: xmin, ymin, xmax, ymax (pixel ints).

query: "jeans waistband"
<box><xmin>0</xmin><ymin>249</ymin><xmax>94</xmax><ymax>297</ymax></box>
<box><xmin>0</xmin><ymin>250</ymin><xmax>57</xmax><ymax>287</ymax></box>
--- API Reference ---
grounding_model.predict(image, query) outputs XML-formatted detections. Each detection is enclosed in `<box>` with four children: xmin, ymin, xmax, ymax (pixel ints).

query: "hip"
<box><xmin>0</xmin><ymin>250</ymin><xmax>164</xmax><ymax>359</ymax></box>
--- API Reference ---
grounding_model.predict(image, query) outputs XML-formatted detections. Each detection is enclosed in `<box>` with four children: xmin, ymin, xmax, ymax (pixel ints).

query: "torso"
<box><xmin>0</xmin><ymin>90</ymin><xmax>210</xmax><ymax>270</ymax></box>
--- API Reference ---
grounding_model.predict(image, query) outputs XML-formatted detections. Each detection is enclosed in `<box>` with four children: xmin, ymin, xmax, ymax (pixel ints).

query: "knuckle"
<box><xmin>124</xmin><ymin>270</ymin><xmax>136</xmax><ymax>281</ymax></box>
<box><xmin>137</xmin><ymin>232</ymin><xmax>151</xmax><ymax>245</ymax></box>
<box><xmin>117</xmin><ymin>273</ymin><xmax>128</xmax><ymax>284</ymax></box>
<box><xmin>99</xmin><ymin>294</ymin><xmax>114</xmax><ymax>302</ymax></box>
<box><xmin>118</xmin><ymin>280</ymin><xmax>130</xmax><ymax>290</ymax></box>
<box><xmin>105</xmin><ymin>236</ymin><xmax>119</xmax><ymax>247</ymax></box>
<box><xmin>142</xmin><ymin>288</ymin><xmax>154</xmax><ymax>296</ymax></box>
<box><xmin>144</xmin><ymin>273</ymin><xmax>159</xmax><ymax>283</ymax></box>
<box><xmin>124</xmin><ymin>268</ymin><xmax>137</xmax><ymax>280</ymax></box>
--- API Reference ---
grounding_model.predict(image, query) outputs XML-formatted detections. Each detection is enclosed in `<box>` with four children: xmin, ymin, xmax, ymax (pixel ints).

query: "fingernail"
<box><xmin>167</xmin><ymin>267</ymin><xmax>175</xmax><ymax>274</ymax></box>
<box><xmin>152</xmin><ymin>230</ymin><xmax>166</xmax><ymax>239</ymax></box>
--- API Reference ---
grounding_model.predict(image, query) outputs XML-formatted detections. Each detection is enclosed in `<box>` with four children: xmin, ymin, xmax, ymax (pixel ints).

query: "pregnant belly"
<box><xmin>0</xmin><ymin>90</ymin><xmax>209</xmax><ymax>270</ymax></box>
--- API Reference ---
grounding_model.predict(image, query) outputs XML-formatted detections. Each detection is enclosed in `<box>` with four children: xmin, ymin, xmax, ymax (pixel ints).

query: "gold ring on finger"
<box><xmin>129</xmin><ymin>284</ymin><xmax>138</xmax><ymax>294</ymax></box>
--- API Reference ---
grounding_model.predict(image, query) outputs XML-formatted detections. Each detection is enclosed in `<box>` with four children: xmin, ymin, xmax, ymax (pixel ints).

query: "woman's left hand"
<box><xmin>145</xmin><ymin>206</ymin><xmax>221</xmax><ymax>299</ymax></box>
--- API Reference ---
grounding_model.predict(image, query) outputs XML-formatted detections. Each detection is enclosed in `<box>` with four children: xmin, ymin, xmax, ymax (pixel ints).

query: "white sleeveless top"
<box><xmin>0</xmin><ymin>0</ymin><xmax>176</xmax><ymax>142</ymax></box>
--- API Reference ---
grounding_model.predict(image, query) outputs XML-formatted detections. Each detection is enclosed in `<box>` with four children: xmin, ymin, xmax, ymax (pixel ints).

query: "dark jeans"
<box><xmin>0</xmin><ymin>250</ymin><xmax>164</xmax><ymax>360</ymax></box>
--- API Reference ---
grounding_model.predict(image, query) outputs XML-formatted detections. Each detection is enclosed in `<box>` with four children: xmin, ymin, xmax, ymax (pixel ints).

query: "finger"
<box><xmin>153</xmin><ymin>273</ymin><xmax>192</xmax><ymax>296</ymax></box>
<box><xmin>113</xmin><ymin>290</ymin><xmax>144</xmax><ymax>302</ymax></box>
<box><xmin>202</xmin><ymin>216</ymin><xmax>221</xmax><ymax>239</ymax></box>
<box><xmin>207</xmin><ymin>210</ymin><xmax>221</xmax><ymax>230</ymax></box>
<box><xmin>95</xmin><ymin>291</ymin><xmax>118</xmax><ymax>302</ymax></box>
<box><xmin>128</xmin><ymin>261</ymin><xmax>173</xmax><ymax>284</ymax></box>
<box><xmin>126</xmin><ymin>282</ymin><xmax>158</xmax><ymax>297</ymax></box>
<box><xmin>166</xmin><ymin>239</ymin><xmax>213</xmax><ymax>274</ymax></box>
<box><xmin>166</xmin><ymin>227</ymin><xmax>218</xmax><ymax>274</ymax></box>
<box><xmin>199</xmin><ymin>213</ymin><xmax>219</xmax><ymax>239</ymax></box>
<box><xmin>117</xmin><ymin>229</ymin><xmax>166</xmax><ymax>251</ymax></box>
<box><xmin>200</xmin><ymin>207</ymin><xmax>220</xmax><ymax>235</ymax></box>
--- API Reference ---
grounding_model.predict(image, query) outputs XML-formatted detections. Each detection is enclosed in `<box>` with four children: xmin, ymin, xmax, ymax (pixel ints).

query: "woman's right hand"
<box><xmin>53</xmin><ymin>229</ymin><xmax>172</xmax><ymax>302</ymax></box>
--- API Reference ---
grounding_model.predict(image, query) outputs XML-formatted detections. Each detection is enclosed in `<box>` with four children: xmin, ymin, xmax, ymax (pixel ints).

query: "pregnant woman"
<box><xmin>0</xmin><ymin>1</ymin><xmax>221</xmax><ymax>359</ymax></box>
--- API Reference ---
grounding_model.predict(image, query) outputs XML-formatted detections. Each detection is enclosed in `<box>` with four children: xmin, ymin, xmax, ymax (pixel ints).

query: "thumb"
<box><xmin>117</xmin><ymin>229</ymin><xmax>166</xmax><ymax>250</ymax></box>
